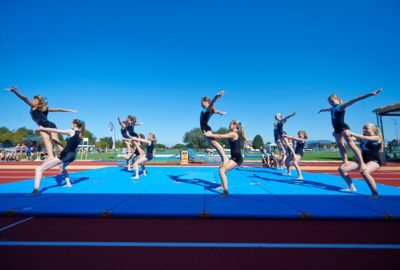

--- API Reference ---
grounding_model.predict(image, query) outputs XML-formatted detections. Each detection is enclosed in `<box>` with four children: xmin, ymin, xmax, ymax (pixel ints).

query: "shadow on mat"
<box><xmin>166</xmin><ymin>174</ymin><xmax>221</xmax><ymax>194</ymax></box>
<box><xmin>250</xmin><ymin>173</ymin><xmax>349</xmax><ymax>193</ymax></box>
<box><xmin>39</xmin><ymin>176</ymin><xmax>90</xmax><ymax>193</ymax></box>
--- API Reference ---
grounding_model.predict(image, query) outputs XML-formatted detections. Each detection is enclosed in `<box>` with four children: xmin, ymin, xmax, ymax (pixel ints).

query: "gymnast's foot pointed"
<box><xmin>297</xmin><ymin>176</ymin><xmax>304</xmax><ymax>180</ymax></box>
<box><xmin>215</xmin><ymin>185</ymin><xmax>223</xmax><ymax>190</ymax></box>
<box><xmin>369</xmin><ymin>194</ymin><xmax>380</xmax><ymax>199</ymax></box>
<box><xmin>217</xmin><ymin>191</ymin><xmax>229</xmax><ymax>198</ymax></box>
<box><xmin>23</xmin><ymin>190</ymin><xmax>39</xmax><ymax>197</ymax></box>
<box><xmin>142</xmin><ymin>171</ymin><xmax>147</xmax><ymax>176</ymax></box>
<box><xmin>63</xmin><ymin>183</ymin><xmax>72</xmax><ymax>187</ymax></box>
<box><xmin>131</xmin><ymin>176</ymin><xmax>139</xmax><ymax>179</ymax></box>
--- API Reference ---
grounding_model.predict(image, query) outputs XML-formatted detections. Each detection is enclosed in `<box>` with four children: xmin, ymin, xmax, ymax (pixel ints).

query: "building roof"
<box><xmin>372</xmin><ymin>102</ymin><xmax>400</xmax><ymax>116</ymax></box>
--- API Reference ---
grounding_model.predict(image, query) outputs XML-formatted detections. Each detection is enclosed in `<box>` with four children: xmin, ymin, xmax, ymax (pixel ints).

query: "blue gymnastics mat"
<box><xmin>0</xmin><ymin>166</ymin><xmax>399</xmax><ymax>220</ymax></box>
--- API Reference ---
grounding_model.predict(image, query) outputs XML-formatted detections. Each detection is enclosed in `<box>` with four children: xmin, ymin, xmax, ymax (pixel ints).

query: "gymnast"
<box><xmin>117</xmin><ymin>116</ymin><xmax>135</xmax><ymax>170</ymax></box>
<box><xmin>283</xmin><ymin>130</ymin><xmax>308</xmax><ymax>179</ymax></box>
<box><xmin>200</xmin><ymin>91</ymin><xmax>228</xmax><ymax>167</ymax></box>
<box><xmin>261</xmin><ymin>148</ymin><xmax>270</xmax><ymax>168</ymax></box>
<box><xmin>338</xmin><ymin>124</ymin><xmax>383</xmax><ymax>199</ymax></box>
<box><xmin>205</xmin><ymin>120</ymin><xmax>246</xmax><ymax>198</ymax></box>
<box><xmin>318</xmin><ymin>89</ymin><xmax>382</xmax><ymax>171</ymax></box>
<box><xmin>126</xmin><ymin>115</ymin><xmax>145</xmax><ymax>157</ymax></box>
<box><xmin>6</xmin><ymin>85</ymin><xmax>77</xmax><ymax>161</ymax></box>
<box><xmin>23</xmin><ymin>119</ymin><xmax>85</xmax><ymax>196</ymax></box>
<box><xmin>130</xmin><ymin>133</ymin><xmax>156</xmax><ymax>179</ymax></box>
<box><xmin>274</xmin><ymin>113</ymin><xmax>297</xmax><ymax>168</ymax></box>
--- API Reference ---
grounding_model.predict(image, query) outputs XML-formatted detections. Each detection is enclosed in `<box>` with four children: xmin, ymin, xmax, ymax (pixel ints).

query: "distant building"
<box><xmin>388</xmin><ymin>139</ymin><xmax>400</xmax><ymax>152</ymax></box>
<box><xmin>244</xmin><ymin>141</ymin><xmax>253</xmax><ymax>151</ymax></box>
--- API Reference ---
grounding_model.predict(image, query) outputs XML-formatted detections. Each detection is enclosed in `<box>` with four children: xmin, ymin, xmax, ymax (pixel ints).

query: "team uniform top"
<box><xmin>273</xmin><ymin>127</ymin><xmax>279</xmax><ymax>141</ymax></box>
<box><xmin>146</xmin><ymin>141</ymin><xmax>155</xmax><ymax>161</ymax></box>
<box><xmin>127</xmin><ymin>123</ymin><xmax>138</xmax><ymax>138</ymax></box>
<box><xmin>276</xmin><ymin>120</ymin><xmax>287</xmax><ymax>137</ymax></box>
<box><xmin>15</xmin><ymin>146</ymin><xmax>21</xmax><ymax>153</ymax></box>
<box><xmin>229</xmin><ymin>132</ymin><xmax>243</xmax><ymax>166</ymax></box>
<box><xmin>295</xmin><ymin>140</ymin><xmax>305</xmax><ymax>156</ymax></box>
<box><xmin>121</xmin><ymin>127</ymin><xmax>130</xmax><ymax>139</ymax></box>
<box><xmin>200</xmin><ymin>108</ymin><xmax>213</xmax><ymax>132</ymax></box>
<box><xmin>59</xmin><ymin>131</ymin><xmax>81</xmax><ymax>163</ymax></box>
<box><xmin>331</xmin><ymin>104</ymin><xmax>350</xmax><ymax>134</ymax></box>
<box><xmin>262</xmin><ymin>153</ymin><xmax>269</xmax><ymax>163</ymax></box>
<box><xmin>30</xmin><ymin>107</ymin><xmax>57</xmax><ymax>128</ymax></box>
<box><xmin>360</xmin><ymin>139</ymin><xmax>382</xmax><ymax>166</ymax></box>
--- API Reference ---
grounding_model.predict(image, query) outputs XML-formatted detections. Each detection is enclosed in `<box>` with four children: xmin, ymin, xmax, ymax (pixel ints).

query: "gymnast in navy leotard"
<box><xmin>126</xmin><ymin>115</ymin><xmax>144</xmax><ymax>156</ymax></box>
<box><xmin>23</xmin><ymin>119</ymin><xmax>85</xmax><ymax>196</ymax></box>
<box><xmin>318</xmin><ymin>89</ymin><xmax>382</xmax><ymax>170</ymax></box>
<box><xmin>200</xmin><ymin>91</ymin><xmax>228</xmax><ymax>167</ymax></box>
<box><xmin>338</xmin><ymin>123</ymin><xmax>383</xmax><ymax>199</ymax></box>
<box><xmin>261</xmin><ymin>148</ymin><xmax>270</xmax><ymax>168</ymax></box>
<box><xmin>205</xmin><ymin>120</ymin><xmax>245</xmax><ymax>198</ymax></box>
<box><xmin>117</xmin><ymin>116</ymin><xmax>136</xmax><ymax>169</ymax></box>
<box><xmin>283</xmin><ymin>130</ymin><xmax>308</xmax><ymax>180</ymax></box>
<box><xmin>130</xmin><ymin>133</ymin><xmax>157</xmax><ymax>179</ymax></box>
<box><xmin>6</xmin><ymin>85</ymin><xmax>77</xmax><ymax>161</ymax></box>
<box><xmin>274</xmin><ymin>113</ymin><xmax>296</xmax><ymax>170</ymax></box>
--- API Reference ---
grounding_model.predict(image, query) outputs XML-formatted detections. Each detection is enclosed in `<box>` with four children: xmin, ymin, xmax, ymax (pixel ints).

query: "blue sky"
<box><xmin>1</xmin><ymin>0</ymin><xmax>399</xmax><ymax>146</ymax></box>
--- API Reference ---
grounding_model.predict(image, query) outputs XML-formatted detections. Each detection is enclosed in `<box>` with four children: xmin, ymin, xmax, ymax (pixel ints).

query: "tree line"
<box><xmin>1</xmin><ymin>126</ymin><xmax>269</xmax><ymax>150</ymax></box>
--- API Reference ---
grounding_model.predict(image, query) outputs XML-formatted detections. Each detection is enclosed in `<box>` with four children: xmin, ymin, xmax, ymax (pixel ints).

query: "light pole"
<box><xmin>394</xmin><ymin>119</ymin><xmax>399</xmax><ymax>148</ymax></box>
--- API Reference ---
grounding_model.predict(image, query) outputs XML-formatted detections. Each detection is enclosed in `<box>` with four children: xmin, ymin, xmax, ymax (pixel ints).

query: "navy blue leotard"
<box><xmin>121</xmin><ymin>127</ymin><xmax>130</xmax><ymax>139</ymax></box>
<box><xmin>360</xmin><ymin>139</ymin><xmax>382</xmax><ymax>166</ymax></box>
<box><xmin>127</xmin><ymin>123</ymin><xmax>138</xmax><ymax>138</ymax></box>
<box><xmin>276</xmin><ymin>120</ymin><xmax>287</xmax><ymax>137</ymax></box>
<box><xmin>229</xmin><ymin>132</ymin><xmax>243</xmax><ymax>166</ymax></box>
<box><xmin>273</xmin><ymin>127</ymin><xmax>279</xmax><ymax>141</ymax></box>
<box><xmin>295</xmin><ymin>140</ymin><xmax>305</xmax><ymax>157</ymax></box>
<box><xmin>146</xmin><ymin>141</ymin><xmax>154</xmax><ymax>161</ymax></box>
<box><xmin>200</xmin><ymin>108</ymin><xmax>213</xmax><ymax>132</ymax></box>
<box><xmin>30</xmin><ymin>108</ymin><xmax>57</xmax><ymax>128</ymax></box>
<box><xmin>59</xmin><ymin>131</ymin><xmax>81</xmax><ymax>163</ymax></box>
<box><xmin>331</xmin><ymin>104</ymin><xmax>350</xmax><ymax>134</ymax></box>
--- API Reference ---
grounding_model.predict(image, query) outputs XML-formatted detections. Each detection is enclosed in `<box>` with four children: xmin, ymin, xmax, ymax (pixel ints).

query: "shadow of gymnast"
<box><xmin>250</xmin><ymin>173</ymin><xmax>349</xmax><ymax>193</ymax></box>
<box><xmin>166</xmin><ymin>174</ymin><xmax>221</xmax><ymax>194</ymax></box>
<box><xmin>39</xmin><ymin>176</ymin><xmax>90</xmax><ymax>193</ymax></box>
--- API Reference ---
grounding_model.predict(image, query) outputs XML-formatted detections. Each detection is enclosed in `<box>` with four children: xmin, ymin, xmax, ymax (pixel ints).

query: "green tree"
<box><xmin>0</xmin><ymin>127</ymin><xmax>10</xmax><ymax>135</ymax></box>
<box><xmin>172</xmin><ymin>143</ymin><xmax>186</xmax><ymax>149</ymax></box>
<box><xmin>183</xmin><ymin>128</ymin><xmax>208</xmax><ymax>149</ymax></box>
<box><xmin>0</xmin><ymin>131</ymin><xmax>14</xmax><ymax>146</ymax></box>
<box><xmin>155</xmin><ymin>144</ymin><xmax>166</xmax><ymax>149</ymax></box>
<box><xmin>115</xmin><ymin>140</ymin><xmax>125</xmax><ymax>148</ymax></box>
<box><xmin>99</xmin><ymin>137</ymin><xmax>113</xmax><ymax>148</ymax></box>
<box><xmin>84</xmin><ymin>130</ymin><xmax>97</xmax><ymax>145</ymax></box>
<box><xmin>95</xmin><ymin>141</ymin><xmax>109</xmax><ymax>149</ymax></box>
<box><xmin>214</xmin><ymin>127</ymin><xmax>230</xmax><ymax>150</ymax></box>
<box><xmin>252</xmin><ymin>135</ymin><xmax>264</xmax><ymax>149</ymax></box>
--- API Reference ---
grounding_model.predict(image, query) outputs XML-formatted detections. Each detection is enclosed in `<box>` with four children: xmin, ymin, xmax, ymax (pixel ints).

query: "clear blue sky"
<box><xmin>1</xmin><ymin>0</ymin><xmax>399</xmax><ymax>146</ymax></box>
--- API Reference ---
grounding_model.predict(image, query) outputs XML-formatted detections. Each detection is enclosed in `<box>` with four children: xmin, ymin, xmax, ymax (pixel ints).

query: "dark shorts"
<box><xmin>122</xmin><ymin>135</ymin><xmax>131</xmax><ymax>139</ymax></box>
<box><xmin>38</xmin><ymin>120</ymin><xmax>57</xmax><ymax>129</ymax></box>
<box><xmin>230</xmin><ymin>153</ymin><xmax>243</xmax><ymax>166</ymax></box>
<box><xmin>59</xmin><ymin>152</ymin><xmax>77</xmax><ymax>163</ymax></box>
<box><xmin>146</xmin><ymin>154</ymin><xmax>153</xmax><ymax>161</ymax></box>
<box><xmin>134</xmin><ymin>148</ymin><xmax>140</xmax><ymax>156</ymax></box>
<box><xmin>201</xmin><ymin>124</ymin><xmax>212</xmax><ymax>133</ymax></box>
<box><xmin>16</xmin><ymin>151</ymin><xmax>20</xmax><ymax>153</ymax></box>
<box><xmin>333</xmin><ymin>123</ymin><xmax>350</xmax><ymax>134</ymax></box>
<box><xmin>129</xmin><ymin>132</ymin><xmax>139</xmax><ymax>138</ymax></box>
<box><xmin>363</xmin><ymin>157</ymin><xmax>382</xmax><ymax>167</ymax></box>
